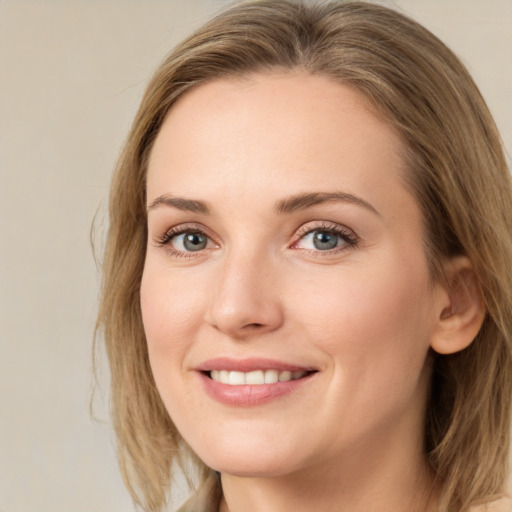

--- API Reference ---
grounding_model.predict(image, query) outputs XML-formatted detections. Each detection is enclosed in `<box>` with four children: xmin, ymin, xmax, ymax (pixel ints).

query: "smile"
<box><xmin>209</xmin><ymin>369</ymin><xmax>309</xmax><ymax>385</ymax></box>
<box><xmin>197</xmin><ymin>359</ymin><xmax>318</xmax><ymax>407</ymax></box>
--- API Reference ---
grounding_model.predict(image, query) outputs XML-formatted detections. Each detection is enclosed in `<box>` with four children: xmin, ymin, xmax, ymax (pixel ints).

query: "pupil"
<box><xmin>313</xmin><ymin>231</ymin><xmax>338</xmax><ymax>250</ymax></box>
<box><xmin>184</xmin><ymin>232</ymin><xmax>207</xmax><ymax>251</ymax></box>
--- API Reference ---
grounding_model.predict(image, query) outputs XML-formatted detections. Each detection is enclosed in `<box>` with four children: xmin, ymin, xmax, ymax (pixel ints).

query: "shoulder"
<box><xmin>471</xmin><ymin>496</ymin><xmax>512</xmax><ymax>512</ymax></box>
<box><xmin>175</xmin><ymin>472</ymin><xmax>221</xmax><ymax>512</ymax></box>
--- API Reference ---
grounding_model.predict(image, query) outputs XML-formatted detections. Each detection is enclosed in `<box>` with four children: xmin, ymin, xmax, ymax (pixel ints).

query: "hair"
<box><xmin>95</xmin><ymin>1</ymin><xmax>512</xmax><ymax>511</ymax></box>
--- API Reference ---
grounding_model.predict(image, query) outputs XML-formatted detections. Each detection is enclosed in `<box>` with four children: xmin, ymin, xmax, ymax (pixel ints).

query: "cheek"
<box><xmin>140</xmin><ymin>267</ymin><xmax>208</xmax><ymax>395</ymax></box>
<box><xmin>140</xmin><ymin>268</ymin><xmax>206</xmax><ymax>426</ymax></box>
<box><xmin>294</xmin><ymin>257</ymin><xmax>434</xmax><ymax>381</ymax></box>
<box><xmin>292</xmin><ymin>261</ymin><xmax>435</xmax><ymax>446</ymax></box>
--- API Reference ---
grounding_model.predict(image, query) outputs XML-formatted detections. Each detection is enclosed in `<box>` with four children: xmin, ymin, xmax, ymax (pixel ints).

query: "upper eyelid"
<box><xmin>152</xmin><ymin>222</ymin><xmax>216</xmax><ymax>247</ymax></box>
<box><xmin>292</xmin><ymin>221</ymin><xmax>357</xmax><ymax>239</ymax></box>
<box><xmin>295</xmin><ymin>220</ymin><xmax>351</xmax><ymax>232</ymax></box>
<box><xmin>162</xmin><ymin>222</ymin><xmax>214</xmax><ymax>237</ymax></box>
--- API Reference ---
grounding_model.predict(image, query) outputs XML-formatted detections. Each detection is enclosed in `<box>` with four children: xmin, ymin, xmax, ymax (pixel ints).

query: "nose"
<box><xmin>205</xmin><ymin>248</ymin><xmax>284</xmax><ymax>339</ymax></box>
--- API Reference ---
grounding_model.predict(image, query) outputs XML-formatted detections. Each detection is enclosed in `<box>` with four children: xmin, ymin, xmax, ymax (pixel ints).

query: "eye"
<box><xmin>171</xmin><ymin>231</ymin><xmax>210</xmax><ymax>252</ymax></box>
<box><xmin>154</xmin><ymin>224</ymin><xmax>216</xmax><ymax>256</ymax></box>
<box><xmin>300</xmin><ymin>230</ymin><xmax>340</xmax><ymax>250</ymax></box>
<box><xmin>292</xmin><ymin>223</ymin><xmax>358</xmax><ymax>252</ymax></box>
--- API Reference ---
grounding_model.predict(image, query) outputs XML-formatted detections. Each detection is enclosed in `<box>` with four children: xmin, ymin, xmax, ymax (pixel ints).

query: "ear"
<box><xmin>430</xmin><ymin>256</ymin><xmax>486</xmax><ymax>355</ymax></box>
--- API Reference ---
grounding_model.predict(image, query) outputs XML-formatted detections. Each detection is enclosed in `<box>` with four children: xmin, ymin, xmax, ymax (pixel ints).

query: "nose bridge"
<box><xmin>206</xmin><ymin>240</ymin><xmax>283</xmax><ymax>337</ymax></box>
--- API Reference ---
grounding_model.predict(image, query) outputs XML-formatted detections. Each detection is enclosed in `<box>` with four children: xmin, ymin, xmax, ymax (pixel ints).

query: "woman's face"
<box><xmin>141</xmin><ymin>72</ymin><xmax>444</xmax><ymax>477</ymax></box>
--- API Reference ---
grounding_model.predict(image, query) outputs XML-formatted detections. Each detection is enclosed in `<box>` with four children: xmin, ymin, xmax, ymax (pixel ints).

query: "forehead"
<box><xmin>147</xmin><ymin>72</ymin><xmax>410</xmax><ymax>220</ymax></box>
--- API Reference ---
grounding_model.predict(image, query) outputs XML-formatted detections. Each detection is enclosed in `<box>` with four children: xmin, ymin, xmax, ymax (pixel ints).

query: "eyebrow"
<box><xmin>147</xmin><ymin>191</ymin><xmax>380</xmax><ymax>217</ymax></box>
<box><xmin>147</xmin><ymin>194</ymin><xmax>210</xmax><ymax>214</ymax></box>
<box><xmin>274</xmin><ymin>192</ymin><xmax>380</xmax><ymax>216</ymax></box>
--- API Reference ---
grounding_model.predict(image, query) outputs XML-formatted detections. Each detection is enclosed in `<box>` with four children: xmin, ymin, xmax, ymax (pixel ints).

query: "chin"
<box><xmin>175</xmin><ymin>412</ymin><xmax>299</xmax><ymax>470</ymax></box>
<box><xmin>209</xmin><ymin>456</ymin><xmax>298</xmax><ymax>478</ymax></box>
<box><xmin>190</xmin><ymin>435</ymin><xmax>305</xmax><ymax>478</ymax></box>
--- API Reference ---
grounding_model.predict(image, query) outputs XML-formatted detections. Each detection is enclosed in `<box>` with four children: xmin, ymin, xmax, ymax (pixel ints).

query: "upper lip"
<box><xmin>195</xmin><ymin>357</ymin><xmax>317</xmax><ymax>373</ymax></box>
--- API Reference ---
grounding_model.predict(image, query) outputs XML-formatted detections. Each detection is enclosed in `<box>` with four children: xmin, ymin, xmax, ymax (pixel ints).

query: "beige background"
<box><xmin>0</xmin><ymin>1</ymin><xmax>510</xmax><ymax>511</ymax></box>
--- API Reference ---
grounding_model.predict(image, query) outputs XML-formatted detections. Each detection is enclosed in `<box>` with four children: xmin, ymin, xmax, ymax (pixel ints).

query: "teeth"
<box><xmin>265</xmin><ymin>369</ymin><xmax>279</xmax><ymax>384</ymax></box>
<box><xmin>228</xmin><ymin>371</ymin><xmax>245</xmax><ymax>385</ymax></box>
<box><xmin>246</xmin><ymin>370</ymin><xmax>264</xmax><ymax>384</ymax></box>
<box><xmin>209</xmin><ymin>369</ymin><xmax>309</xmax><ymax>385</ymax></box>
<box><xmin>278</xmin><ymin>370</ymin><xmax>292</xmax><ymax>382</ymax></box>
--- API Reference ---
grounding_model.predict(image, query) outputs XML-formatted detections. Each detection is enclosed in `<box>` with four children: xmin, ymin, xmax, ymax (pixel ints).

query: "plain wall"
<box><xmin>0</xmin><ymin>1</ymin><xmax>510</xmax><ymax>511</ymax></box>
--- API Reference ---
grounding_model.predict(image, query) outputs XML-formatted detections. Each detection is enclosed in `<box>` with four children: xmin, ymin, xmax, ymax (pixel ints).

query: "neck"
<box><xmin>218</xmin><ymin>422</ymin><xmax>439</xmax><ymax>512</ymax></box>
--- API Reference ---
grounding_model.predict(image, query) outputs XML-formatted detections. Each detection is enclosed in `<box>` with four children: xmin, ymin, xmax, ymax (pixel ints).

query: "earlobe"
<box><xmin>430</xmin><ymin>256</ymin><xmax>486</xmax><ymax>355</ymax></box>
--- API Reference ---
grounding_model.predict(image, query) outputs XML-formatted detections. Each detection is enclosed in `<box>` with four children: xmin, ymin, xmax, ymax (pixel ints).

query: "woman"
<box><xmin>96</xmin><ymin>1</ymin><xmax>512</xmax><ymax>511</ymax></box>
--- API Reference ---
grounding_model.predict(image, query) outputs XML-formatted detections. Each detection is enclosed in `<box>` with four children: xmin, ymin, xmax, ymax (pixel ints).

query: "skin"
<box><xmin>141</xmin><ymin>72</ymin><xmax>468</xmax><ymax>511</ymax></box>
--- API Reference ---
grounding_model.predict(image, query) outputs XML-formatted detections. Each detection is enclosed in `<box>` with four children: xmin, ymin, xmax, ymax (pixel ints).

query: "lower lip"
<box><xmin>198</xmin><ymin>372</ymin><xmax>316</xmax><ymax>407</ymax></box>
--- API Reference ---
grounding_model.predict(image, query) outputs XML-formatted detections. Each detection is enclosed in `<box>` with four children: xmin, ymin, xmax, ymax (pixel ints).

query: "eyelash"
<box><xmin>154</xmin><ymin>221</ymin><xmax>359</xmax><ymax>258</ymax></box>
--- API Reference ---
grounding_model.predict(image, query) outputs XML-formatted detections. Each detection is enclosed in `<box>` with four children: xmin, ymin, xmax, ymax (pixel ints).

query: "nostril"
<box><xmin>244</xmin><ymin>323</ymin><xmax>264</xmax><ymax>329</ymax></box>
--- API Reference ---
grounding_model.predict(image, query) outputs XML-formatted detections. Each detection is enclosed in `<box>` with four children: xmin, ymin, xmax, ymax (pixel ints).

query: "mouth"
<box><xmin>205</xmin><ymin>369</ymin><xmax>313</xmax><ymax>385</ymax></box>
<box><xmin>196</xmin><ymin>358</ymin><xmax>318</xmax><ymax>406</ymax></box>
